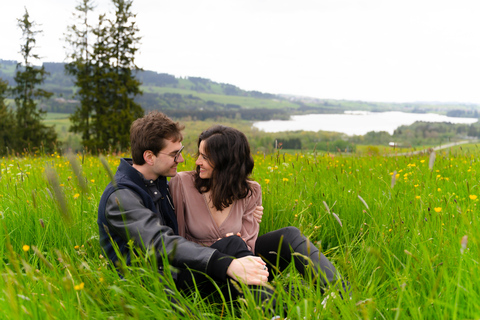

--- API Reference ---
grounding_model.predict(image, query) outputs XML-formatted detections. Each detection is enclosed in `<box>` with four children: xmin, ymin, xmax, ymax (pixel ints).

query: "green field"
<box><xmin>0</xmin><ymin>147</ymin><xmax>478</xmax><ymax>319</ymax></box>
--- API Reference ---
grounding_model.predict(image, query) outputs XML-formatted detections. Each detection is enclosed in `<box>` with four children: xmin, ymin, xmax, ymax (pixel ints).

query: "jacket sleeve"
<box><xmin>104</xmin><ymin>188</ymin><xmax>232</xmax><ymax>279</ymax></box>
<box><xmin>241</xmin><ymin>182</ymin><xmax>261</xmax><ymax>252</ymax></box>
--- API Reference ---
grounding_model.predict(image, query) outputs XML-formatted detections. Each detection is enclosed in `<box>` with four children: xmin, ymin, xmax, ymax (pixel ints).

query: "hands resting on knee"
<box><xmin>227</xmin><ymin>256</ymin><xmax>269</xmax><ymax>286</ymax></box>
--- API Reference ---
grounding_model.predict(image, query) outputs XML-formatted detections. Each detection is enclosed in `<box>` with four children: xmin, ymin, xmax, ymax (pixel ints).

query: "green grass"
<box><xmin>0</xmin><ymin>147</ymin><xmax>479</xmax><ymax>319</ymax></box>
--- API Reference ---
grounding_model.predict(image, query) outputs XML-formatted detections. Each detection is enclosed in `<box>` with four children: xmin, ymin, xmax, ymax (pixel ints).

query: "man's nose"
<box><xmin>176</xmin><ymin>153</ymin><xmax>185</xmax><ymax>163</ymax></box>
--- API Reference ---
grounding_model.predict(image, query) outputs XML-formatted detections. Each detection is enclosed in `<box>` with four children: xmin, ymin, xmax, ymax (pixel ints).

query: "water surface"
<box><xmin>253</xmin><ymin>111</ymin><xmax>478</xmax><ymax>135</ymax></box>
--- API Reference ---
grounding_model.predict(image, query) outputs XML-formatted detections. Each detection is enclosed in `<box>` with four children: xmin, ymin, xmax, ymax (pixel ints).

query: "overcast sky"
<box><xmin>1</xmin><ymin>0</ymin><xmax>480</xmax><ymax>104</ymax></box>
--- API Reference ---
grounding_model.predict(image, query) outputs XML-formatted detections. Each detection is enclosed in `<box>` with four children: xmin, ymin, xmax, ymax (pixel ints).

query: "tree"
<box><xmin>11</xmin><ymin>8</ymin><xmax>57</xmax><ymax>153</ymax></box>
<box><xmin>0</xmin><ymin>78</ymin><xmax>16</xmax><ymax>154</ymax></box>
<box><xmin>65</xmin><ymin>0</ymin><xmax>95</xmax><ymax>145</ymax></box>
<box><xmin>106</xmin><ymin>0</ymin><xmax>144</xmax><ymax>151</ymax></box>
<box><xmin>66</xmin><ymin>0</ymin><xmax>143</xmax><ymax>152</ymax></box>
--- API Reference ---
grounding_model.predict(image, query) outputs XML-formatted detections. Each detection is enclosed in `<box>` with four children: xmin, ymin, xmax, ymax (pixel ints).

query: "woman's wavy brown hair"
<box><xmin>194</xmin><ymin>125</ymin><xmax>254</xmax><ymax>211</ymax></box>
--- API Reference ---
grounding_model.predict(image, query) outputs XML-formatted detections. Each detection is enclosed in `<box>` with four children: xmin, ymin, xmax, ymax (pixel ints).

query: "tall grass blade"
<box><xmin>45</xmin><ymin>166</ymin><xmax>72</xmax><ymax>225</ymax></box>
<box><xmin>391</xmin><ymin>170</ymin><xmax>396</xmax><ymax>189</ymax></box>
<box><xmin>358</xmin><ymin>195</ymin><xmax>369</xmax><ymax>209</ymax></box>
<box><xmin>429</xmin><ymin>151</ymin><xmax>436</xmax><ymax>170</ymax></box>
<box><xmin>100</xmin><ymin>156</ymin><xmax>118</xmax><ymax>189</ymax></box>
<box><xmin>67</xmin><ymin>153</ymin><xmax>88</xmax><ymax>193</ymax></box>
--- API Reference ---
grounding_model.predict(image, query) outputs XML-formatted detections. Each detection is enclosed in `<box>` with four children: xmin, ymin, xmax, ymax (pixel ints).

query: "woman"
<box><xmin>169</xmin><ymin>125</ymin><xmax>347</xmax><ymax>291</ymax></box>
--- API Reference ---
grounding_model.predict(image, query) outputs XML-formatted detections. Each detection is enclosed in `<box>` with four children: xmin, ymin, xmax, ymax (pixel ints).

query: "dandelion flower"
<box><xmin>437</xmin><ymin>188</ymin><xmax>441</xmax><ymax>192</ymax></box>
<box><xmin>74</xmin><ymin>245</ymin><xmax>80</xmax><ymax>250</ymax></box>
<box><xmin>469</xmin><ymin>195</ymin><xmax>477</xmax><ymax>200</ymax></box>
<box><xmin>415</xmin><ymin>196</ymin><xmax>421</xmax><ymax>199</ymax></box>
<box><xmin>264</xmin><ymin>179</ymin><xmax>270</xmax><ymax>185</ymax></box>
<box><xmin>434</xmin><ymin>207</ymin><xmax>442</xmax><ymax>213</ymax></box>
<box><xmin>74</xmin><ymin>282</ymin><xmax>85</xmax><ymax>291</ymax></box>
<box><xmin>22</xmin><ymin>245</ymin><xmax>30</xmax><ymax>252</ymax></box>
<box><xmin>73</xmin><ymin>193</ymin><xmax>80</xmax><ymax>199</ymax></box>
<box><xmin>282</xmin><ymin>178</ymin><xmax>289</xmax><ymax>182</ymax></box>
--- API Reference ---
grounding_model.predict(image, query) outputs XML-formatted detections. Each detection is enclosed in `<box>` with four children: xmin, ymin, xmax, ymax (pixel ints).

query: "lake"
<box><xmin>252</xmin><ymin>111</ymin><xmax>479</xmax><ymax>136</ymax></box>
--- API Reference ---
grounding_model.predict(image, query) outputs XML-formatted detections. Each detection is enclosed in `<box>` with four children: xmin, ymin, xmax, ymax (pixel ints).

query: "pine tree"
<box><xmin>11</xmin><ymin>8</ymin><xmax>57</xmax><ymax>153</ymax></box>
<box><xmin>65</xmin><ymin>0</ymin><xmax>95</xmax><ymax>146</ymax></box>
<box><xmin>0</xmin><ymin>78</ymin><xmax>16</xmax><ymax>155</ymax></box>
<box><xmin>106</xmin><ymin>0</ymin><xmax>144</xmax><ymax>151</ymax></box>
<box><xmin>65</xmin><ymin>0</ymin><xmax>143</xmax><ymax>152</ymax></box>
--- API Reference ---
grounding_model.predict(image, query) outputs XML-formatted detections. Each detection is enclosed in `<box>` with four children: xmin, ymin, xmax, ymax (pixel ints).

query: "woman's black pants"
<box><xmin>255</xmin><ymin>226</ymin><xmax>343</xmax><ymax>290</ymax></box>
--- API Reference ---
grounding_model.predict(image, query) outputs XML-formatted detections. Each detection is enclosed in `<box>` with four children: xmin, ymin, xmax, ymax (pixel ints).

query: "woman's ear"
<box><xmin>143</xmin><ymin>150</ymin><xmax>155</xmax><ymax>166</ymax></box>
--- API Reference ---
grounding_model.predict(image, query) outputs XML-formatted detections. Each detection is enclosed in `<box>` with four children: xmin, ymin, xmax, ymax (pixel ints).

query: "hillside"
<box><xmin>1</xmin><ymin>59</ymin><xmax>479</xmax><ymax>121</ymax></box>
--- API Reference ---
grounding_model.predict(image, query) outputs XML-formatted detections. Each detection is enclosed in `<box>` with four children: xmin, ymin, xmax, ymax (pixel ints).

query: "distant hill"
<box><xmin>1</xmin><ymin>59</ymin><xmax>479</xmax><ymax>121</ymax></box>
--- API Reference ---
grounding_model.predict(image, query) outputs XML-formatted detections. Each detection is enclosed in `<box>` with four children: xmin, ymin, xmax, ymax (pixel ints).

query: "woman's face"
<box><xmin>196</xmin><ymin>140</ymin><xmax>214</xmax><ymax>179</ymax></box>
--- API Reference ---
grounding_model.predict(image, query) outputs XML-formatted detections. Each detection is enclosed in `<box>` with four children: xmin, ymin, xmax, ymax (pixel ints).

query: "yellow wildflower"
<box><xmin>22</xmin><ymin>245</ymin><xmax>30</xmax><ymax>252</ymax></box>
<box><xmin>469</xmin><ymin>195</ymin><xmax>477</xmax><ymax>200</ymax></box>
<box><xmin>434</xmin><ymin>207</ymin><xmax>442</xmax><ymax>213</ymax></box>
<box><xmin>74</xmin><ymin>282</ymin><xmax>85</xmax><ymax>291</ymax></box>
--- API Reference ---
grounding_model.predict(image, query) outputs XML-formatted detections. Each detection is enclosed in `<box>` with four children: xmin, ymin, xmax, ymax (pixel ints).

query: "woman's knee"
<box><xmin>212</xmin><ymin>236</ymin><xmax>251</xmax><ymax>257</ymax></box>
<box><xmin>215</xmin><ymin>235</ymin><xmax>245</xmax><ymax>247</ymax></box>
<box><xmin>273</xmin><ymin>226</ymin><xmax>303</xmax><ymax>246</ymax></box>
<box><xmin>281</xmin><ymin>226</ymin><xmax>301</xmax><ymax>237</ymax></box>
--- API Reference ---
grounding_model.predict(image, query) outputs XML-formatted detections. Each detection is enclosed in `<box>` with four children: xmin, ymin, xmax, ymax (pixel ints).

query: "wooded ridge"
<box><xmin>1</xmin><ymin>59</ymin><xmax>478</xmax><ymax>121</ymax></box>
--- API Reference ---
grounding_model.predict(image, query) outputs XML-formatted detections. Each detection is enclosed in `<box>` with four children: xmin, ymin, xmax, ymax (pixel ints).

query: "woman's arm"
<box><xmin>240</xmin><ymin>182</ymin><xmax>262</xmax><ymax>252</ymax></box>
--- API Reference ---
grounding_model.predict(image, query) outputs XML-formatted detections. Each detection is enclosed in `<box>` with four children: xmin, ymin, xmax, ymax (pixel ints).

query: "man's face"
<box><xmin>152</xmin><ymin>139</ymin><xmax>184</xmax><ymax>178</ymax></box>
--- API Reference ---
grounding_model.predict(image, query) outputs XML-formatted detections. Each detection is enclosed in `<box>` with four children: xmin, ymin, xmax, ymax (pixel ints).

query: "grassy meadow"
<box><xmin>0</xmin><ymin>147</ymin><xmax>479</xmax><ymax>319</ymax></box>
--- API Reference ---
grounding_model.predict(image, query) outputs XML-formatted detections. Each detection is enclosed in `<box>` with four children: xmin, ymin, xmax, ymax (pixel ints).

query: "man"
<box><xmin>97</xmin><ymin>111</ymin><xmax>269</xmax><ymax>293</ymax></box>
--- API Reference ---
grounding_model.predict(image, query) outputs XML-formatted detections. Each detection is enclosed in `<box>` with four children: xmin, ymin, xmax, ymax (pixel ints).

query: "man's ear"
<box><xmin>143</xmin><ymin>150</ymin><xmax>155</xmax><ymax>166</ymax></box>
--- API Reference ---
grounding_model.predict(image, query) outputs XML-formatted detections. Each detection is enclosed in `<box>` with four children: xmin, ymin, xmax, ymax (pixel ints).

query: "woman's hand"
<box><xmin>253</xmin><ymin>205</ymin><xmax>264</xmax><ymax>223</ymax></box>
<box><xmin>224</xmin><ymin>232</ymin><xmax>246</xmax><ymax>243</ymax></box>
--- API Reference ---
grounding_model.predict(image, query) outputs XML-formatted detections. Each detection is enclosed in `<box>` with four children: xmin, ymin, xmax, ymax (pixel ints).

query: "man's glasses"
<box><xmin>158</xmin><ymin>145</ymin><xmax>184</xmax><ymax>162</ymax></box>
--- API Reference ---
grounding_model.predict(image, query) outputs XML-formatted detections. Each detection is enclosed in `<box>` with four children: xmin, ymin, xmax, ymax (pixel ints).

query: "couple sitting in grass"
<box><xmin>97</xmin><ymin>111</ymin><xmax>349</xmax><ymax>314</ymax></box>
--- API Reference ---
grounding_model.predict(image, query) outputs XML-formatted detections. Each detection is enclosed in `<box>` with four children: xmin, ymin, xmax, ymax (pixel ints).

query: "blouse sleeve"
<box><xmin>169</xmin><ymin>174</ymin><xmax>186</xmax><ymax>237</ymax></box>
<box><xmin>241</xmin><ymin>182</ymin><xmax>261</xmax><ymax>252</ymax></box>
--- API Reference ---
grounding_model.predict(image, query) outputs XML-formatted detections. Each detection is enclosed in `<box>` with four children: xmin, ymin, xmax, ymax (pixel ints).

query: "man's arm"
<box><xmin>104</xmin><ymin>189</ymin><xmax>268</xmax><ymax>284</ymax></box>
<box><xmin>253</xmin><ymin>205</ymin><xmax>264</xmax><ymax>223</ymax></box>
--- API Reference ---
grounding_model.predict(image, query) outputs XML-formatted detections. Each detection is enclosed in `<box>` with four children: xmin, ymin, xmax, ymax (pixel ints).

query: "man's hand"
<box><xmin>253</xmin><ymin>205</ymin><xmax>264</xmax><ymax>223</ymax></box>
<box><xmin>226</xmin><ymin>256</ymin><xmax>269</xmax><ymax>285</ymax></box>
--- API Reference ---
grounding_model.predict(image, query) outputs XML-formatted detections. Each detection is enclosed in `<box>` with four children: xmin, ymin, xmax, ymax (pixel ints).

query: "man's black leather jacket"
<box><xmin>97</xmin><ymin>158</ymin><xmax>232</xmax><ymax>281</ymax></box>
